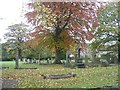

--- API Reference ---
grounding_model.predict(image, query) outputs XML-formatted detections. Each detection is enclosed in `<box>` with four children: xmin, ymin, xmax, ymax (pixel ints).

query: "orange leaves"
<box><xmin>27</xmin><ymin>3</ymin><xmax>34</xmax><ymax>9</ymax></box>
<box><xmin>25</xmin><ymin>4</ymin><xmax>37</xmax><ymax>19</ymax></box>
<box><xmin>25</xmin><ymin>1</ymin><xmax>104</xmax><ymax>52</ymax></box>
<box><xmin>86</xmin><ymin>15</ymin><xmax>92</xmax><ymax>20</ymax></box>
<box><xmin>25</xmin><ymin>11</ymin><xmax>38</xmax><ymax>24</ymax></box>
<box><xmin>79</xmin><ymin>29</ymin><xmax>94</xmax><ymax>41</ymax></box>
<box><xmin>43</xmin><ymin>2</ymin><xmax>63</xmax><ymax>15</ymax></box>
<box><xmin>29</xmin><ymin>30</ymin><xmax>40</xmax><ymax>37</ymax></box>
<box><xmin>93</xmin><ymin>21</ymin><xmax>99</xmax><ymax>28</ymax></box>
<box><xmin>69</xmin><ymin>3</ymin><xmax>79</xmax><ymax>11</ymax></box>
<box><xmin>26</xmin><ymin>37</ymin><xmax>39</xmax><ymax>47</ymax></box>
<box><xmin>74</xmin><ymin>11</ymin><xmax>83</xmax><ymax>18</ymax></box>
<box><xmin>26</xmin><ymin>2</ymin><xmax>101</xmax><ymax>31</ymax></box>
<box><xmin>86</xmin><ymin>31</ymin><xmax>94</xmax><ymax>41</ymax></box>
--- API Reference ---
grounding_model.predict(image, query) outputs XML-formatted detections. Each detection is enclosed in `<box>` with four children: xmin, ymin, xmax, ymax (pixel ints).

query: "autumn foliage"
<box><xmin>25</xmin><ymin>1</ymin><xmax>103</xmax><ymax>63</ymax></box>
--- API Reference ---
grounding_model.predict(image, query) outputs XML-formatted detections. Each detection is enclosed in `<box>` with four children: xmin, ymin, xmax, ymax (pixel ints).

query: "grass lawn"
<box><xmin>1</xmin><ymin>61</ymin><xmax>119</xmax><ymax>88</ymax></box>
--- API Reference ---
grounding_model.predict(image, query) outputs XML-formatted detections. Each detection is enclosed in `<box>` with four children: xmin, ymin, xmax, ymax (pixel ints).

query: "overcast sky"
<box><xmin>0</xmin><ymin>0</ymin><xmax>29</xmax><ymax>43</ymax></box>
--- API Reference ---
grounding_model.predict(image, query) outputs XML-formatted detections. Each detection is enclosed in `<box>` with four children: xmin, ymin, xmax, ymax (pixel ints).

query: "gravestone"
<box><xmin>46</xmin><ymin>58</ymin><xmax>50</xmax><ymax>64</ymax></box>
<box><xmin>27</xmin><ymin>59</ymin><xmax>30</xmax><ymax>63</ymax></box>
<box><xmin>101</xmin><ymin>60</ymin><xmax>109</xmax><ymax>67</ymax></box>
<box><xmin>32</xmin><ymin>58</ymin><xmax>36</xmax><ymax>63</ymax></box>
<box><xmin>32</xmin><ymin>60</ymin><xmax>35</xmax><ymax>63</ymax></box>
<box><xmin>23</xmin><ymin>58</ymin><xmax>26</xmax><ymax>63</ymax></box>
<box><xmin>29</xmin><ymin>59</ymin><xmax>32</xmax><ymax>64</ymax></box>
<box><xmin>76</xmin><ymin>63</ymin><xmax>86</xmax><ymax>68</ymax></box>
<box><xmin>36</xmin><ymin>60</ymin><xmax>39</xmax><ymax>64</ymax></box>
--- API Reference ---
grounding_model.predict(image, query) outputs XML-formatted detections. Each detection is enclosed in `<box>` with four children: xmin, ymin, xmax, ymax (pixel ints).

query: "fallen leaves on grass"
<box><xmin>2</xmin><ymin>64</ymin><xmax>118</xmax><ymax>88</ymax></box>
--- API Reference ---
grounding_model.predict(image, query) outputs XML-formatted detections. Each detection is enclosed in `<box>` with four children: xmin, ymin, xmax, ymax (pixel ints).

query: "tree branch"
<box><xmin>62</xmin><ymin>10</ymin><xmax>72</xmax><ymax>30</ymax></box>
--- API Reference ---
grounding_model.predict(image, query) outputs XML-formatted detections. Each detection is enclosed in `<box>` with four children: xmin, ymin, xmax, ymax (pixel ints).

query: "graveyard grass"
<box><xmin>1</xmin><ymin>61</ymin><xmax>119</xmax><ymax>88</ymax></box>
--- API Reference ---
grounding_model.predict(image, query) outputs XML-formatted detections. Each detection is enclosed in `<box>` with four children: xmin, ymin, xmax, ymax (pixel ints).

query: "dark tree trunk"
<box><xmin>15</xmin><ymin>55</ymin><xmax>19</xmax><ymax>69</ymax></box>
<box><xmin>54</xmin><ymin>48</ymin><xmax>62</xmax><ymax>64</ymax></box>
<box><xmin>18</xmin><ymin>48</ymin><xmax>22</xmax><ymax>61</ymax></box>
<box><xmin>66</xmin><ymin>48</ymin><xmax>69</xmax><ymax>63</ymax></box>
<box><xmin>53</xmin><ymin>26</ymin><xmax>63</xmax><ymax>64</ymax></box>
<box><xmin>77</xmin><ymin>43</ymin><xmax>81</xmax><ymax>63</ymax></box>
<box><xmin>15</xmin><ymin>48</ymin><xmax>22</xmax><ymax>69</ymax></box>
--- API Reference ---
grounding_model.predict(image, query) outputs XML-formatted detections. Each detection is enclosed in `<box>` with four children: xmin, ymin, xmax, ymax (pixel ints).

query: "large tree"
<box><xmin>25</xmin><ymin>1</ymin><xmax>103</xmax><ymax>64</ymax></box>
<box><xmin>90</xmin><ymin>2</ymin><xmax>118</xmax><ymax>50</ymax></box>
<box><xmin>118</xmin><ymin>2</ymin><xmax>120</xmax><ymax>64</ymax></box>
<box><xmin>90</xmin><ymin>2</ymin><xmax>119</xmax><ymax>64</ymax></box>
<box><xmin>4</xmin><ymin>23</ymin><xmax>30</xmax><ymax>68</ymax></box>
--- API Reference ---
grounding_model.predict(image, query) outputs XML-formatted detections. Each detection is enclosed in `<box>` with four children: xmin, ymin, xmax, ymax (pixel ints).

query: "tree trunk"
<box><xmin>92</xmin><ymin>50</ymin><xmax>97</xmax><ymax>64</ymax></box>
<box><xmin>38</xmin><ymin>54</ymin><xmax>41</xmax><ymax>64</ymax></box>
<box><xmin>15</xmin><ymin>49</ymin><xmax>19</xmax><ymax>69</ymax></box>
<box><xmin>15</xmin><ymin>55</ymin><xmax>19</xmax><ymax>69</ymax></box>
<box><xmin>18</xmin><ymin>48</ymin><xmax>22</xmax><ymax>61</ymax></box>
<box><xmin>66</xmin><ymin>48</ymin><xmax>69</xmax><ymax>63</ymax></box>
<box><xmin>85</xmin><ymin>55</ymin><xmax>88</xmax><ymax>65</ymax></box>
<box><xmin>54</xmin><ymin>48</ymin><xmax>62</xmax><ymax>64</ymax></box>
<box><xmin>77</xmin><ymin>43</ymin><xmax>81</xmax><ymax>63</ymax></box>
<box><xmin>53</xmin><ymin>26</ymin><xmax>63</xmax><ymax>64</ymax></box>
<box><xmin>15</xmin><ymin>48</ymin><xmax>21</xmax><ymax>69</ymax></box>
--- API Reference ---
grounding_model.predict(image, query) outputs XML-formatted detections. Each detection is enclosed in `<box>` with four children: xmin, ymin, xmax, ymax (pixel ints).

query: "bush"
<box><xmin>2</xmin><ymin>58</ymin><xmax>15</xmax><ymax>61</ymax></box>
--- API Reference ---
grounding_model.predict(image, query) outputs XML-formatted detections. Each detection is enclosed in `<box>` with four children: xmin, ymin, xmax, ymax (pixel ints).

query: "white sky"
<box><xmin>0</xmin><ymin>0</ymin><xmax>29</xmax><ymax>43</ymax></box>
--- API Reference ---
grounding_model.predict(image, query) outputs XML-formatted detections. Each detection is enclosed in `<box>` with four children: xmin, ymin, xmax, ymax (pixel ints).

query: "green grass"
<box><xmin>1</xmin><ymin>61</ymin><xmax>119</xmax><ymax>88</ymax></box>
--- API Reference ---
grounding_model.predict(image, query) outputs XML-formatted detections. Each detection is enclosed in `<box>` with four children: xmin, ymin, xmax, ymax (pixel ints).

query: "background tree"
<box><xmin>118</xmin><ymin>2</ymin><xmax>120</xmax><ymax>64</ymax></box>
<box><xmin>0</xmin><ymin>40</ymin><xmax>1</xmax><ymax>59</ymax></box>
<box><xmin>24</xmin><ymin>42</ymin><xmax>53</xmax><ymax>61</ymax></box>
<box><xmin>25</xmin><ymin>2</ymin><xmax>103</xmax><ymax>64</ymax></box>
<box><xmin>1</xmin><ymin>43</ymin><xmax>11</xmax><ymax>61</ymax></box>
<box><xmin>4</xmin><ymin>23</ymin><xmax>30</xmax><ymax>68</ymax></box>
<box><xmin>90</xmin><ymin>2</ymin><xmax>118</xmax><ymax>64</ymax></box>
